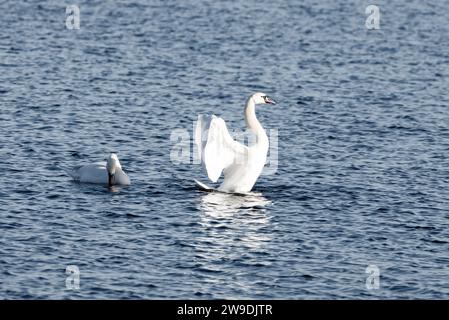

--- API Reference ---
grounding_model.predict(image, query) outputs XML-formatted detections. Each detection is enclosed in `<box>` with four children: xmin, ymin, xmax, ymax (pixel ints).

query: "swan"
<box><xmin>69</xmin><ymin>153</ymin><xmax>131</xmax><ymax>186</ymax></box>
<box><xmin>195</xmin><ymin>92</ymin><xmax>276</xmax><ymax>193</ymax></box>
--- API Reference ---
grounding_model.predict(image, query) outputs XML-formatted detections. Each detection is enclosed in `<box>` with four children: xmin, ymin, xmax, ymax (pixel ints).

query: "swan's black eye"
<box><xmin>262</xmin><ymin>96</ymin><xmax>267</xmax><ymax>102</ymax></box>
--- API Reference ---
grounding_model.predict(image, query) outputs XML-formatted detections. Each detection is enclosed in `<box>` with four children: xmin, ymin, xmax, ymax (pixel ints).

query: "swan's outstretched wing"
<box><xmin>195</xmin><ymin>114</ymin><xmax>248</xmax><ymax>182</ymax></box>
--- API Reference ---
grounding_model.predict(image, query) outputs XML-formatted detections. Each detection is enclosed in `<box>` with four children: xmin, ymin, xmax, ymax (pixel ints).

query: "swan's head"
<box><xmin>106</xmin><ymin>153</ymin><xmax>121</xmax><ymax>185</ymax></box>
<box><xmin>252</xmin><ymin>92</ymin><xmax>276</xmax><ymax>105</ymax></box>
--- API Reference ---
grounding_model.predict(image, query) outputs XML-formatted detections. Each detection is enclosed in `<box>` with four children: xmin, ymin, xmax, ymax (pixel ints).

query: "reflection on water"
<box><xmin>195</xmin><ymin>191</ymin><xmax>273</xmax><ymax>268</ymax></box>
<box><xmin>108</xmin><ymin>185</ymin><xmax>120</xmax><ymax>193</ymax></box>
<box><xmin>199</xmin><ymin>191</ymin><xmax>272</xmax><ymax>218</ymax></box>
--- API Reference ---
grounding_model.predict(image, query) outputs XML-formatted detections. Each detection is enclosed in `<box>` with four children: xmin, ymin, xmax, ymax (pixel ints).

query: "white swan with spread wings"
<box><xmin>195</xmin><ymin>92</ymin><xmax>276</xmax><ymax>193</ymax></box>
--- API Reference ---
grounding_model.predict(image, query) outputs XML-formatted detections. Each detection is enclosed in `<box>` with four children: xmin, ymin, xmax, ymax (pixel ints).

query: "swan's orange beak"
<box><xmin>264</xmin><ymin>96</ymin><xmax>276</xmax><ymax>105</ymax></box>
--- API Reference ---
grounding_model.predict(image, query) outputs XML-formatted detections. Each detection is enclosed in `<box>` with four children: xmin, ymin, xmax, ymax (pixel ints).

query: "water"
<box><xmin>1</xmin><ymin>0</ymin><xmax>449</xmax><ymax>299</ymax></box>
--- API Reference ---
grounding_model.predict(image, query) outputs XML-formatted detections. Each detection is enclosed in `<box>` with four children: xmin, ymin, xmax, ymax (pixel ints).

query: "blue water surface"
<box><xmin>1</xmin><ymin>0</ymin><xmax>449</xmax><ymax>299</ymax></box>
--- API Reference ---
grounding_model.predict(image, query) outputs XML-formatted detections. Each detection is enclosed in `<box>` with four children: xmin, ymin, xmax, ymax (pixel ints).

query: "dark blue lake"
<box><xmin>1</xmin><ymin>0</ymin><xmax>449</xmax><ymax>299</ymax></box>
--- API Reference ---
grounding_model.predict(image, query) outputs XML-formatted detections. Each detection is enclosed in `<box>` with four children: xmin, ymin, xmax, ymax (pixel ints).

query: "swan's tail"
<box><xmin>194</xmin><ymin>179</ymin><xmax>214</xmax><ymax>192</ymax></box>
<box><xmin>59</xmin><ymin>165</ymin><xmax>80</xmax><ymax>180</ymax></box>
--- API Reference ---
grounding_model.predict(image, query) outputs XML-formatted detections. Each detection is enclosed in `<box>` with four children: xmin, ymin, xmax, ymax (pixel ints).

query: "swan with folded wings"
<box><xmin>69</xmin><ymin>153</ymin><xmax>131</xmax><ymax>186</ymax></box>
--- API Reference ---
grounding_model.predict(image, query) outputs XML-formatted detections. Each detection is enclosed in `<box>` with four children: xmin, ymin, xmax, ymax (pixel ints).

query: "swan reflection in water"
<box><xmin>197</xmin><ymin>191</ymin><xmax>273</xmax><ymax>253</ymax></box>
<box><xmin>193</xmin><ymin>191</ymin><xmax>275</xmax><ymax>295</ymax></box>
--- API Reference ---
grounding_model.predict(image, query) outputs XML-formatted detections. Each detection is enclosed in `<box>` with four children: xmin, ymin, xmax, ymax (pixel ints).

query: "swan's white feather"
<box><xmin>196</xmin><ymin>115</ymin><xmax>248</xmax><ymax>183</ymax></box>
<box><xmin>194</xmin><ymin>179</ymin><xmax>214</xmax><ymax>192</ymax></box>
<box><xmin>70</xmin><ymin>160</ymin><xmax>131</xmax><ymax>185</ymax></box>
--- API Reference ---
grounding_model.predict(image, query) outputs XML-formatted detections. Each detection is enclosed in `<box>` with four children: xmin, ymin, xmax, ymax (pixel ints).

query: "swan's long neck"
<box><xmin>244</xmin><ymin>97</ymin><xmax>268</xmax><ymax>146</ymax></box>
